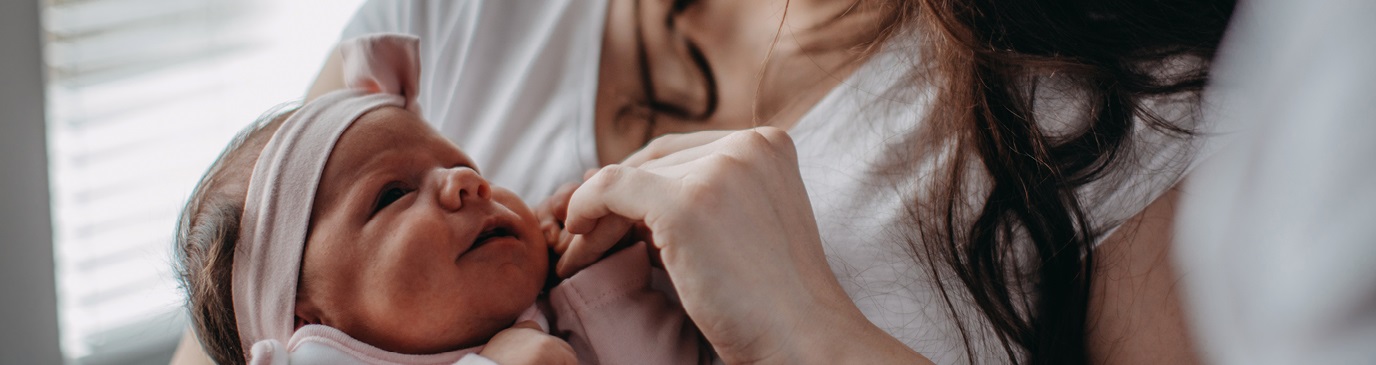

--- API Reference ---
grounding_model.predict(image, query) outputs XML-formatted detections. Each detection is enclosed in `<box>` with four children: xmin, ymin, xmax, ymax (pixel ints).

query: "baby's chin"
<box><xmin>431</xmin><ymin>239</ymin><xmax>547</xmax><ymax>348</ymax></box>
<box><xmin>371</xmin><ymin>279</ymin><xmax>543</xmax><ymax>354</ymax></box>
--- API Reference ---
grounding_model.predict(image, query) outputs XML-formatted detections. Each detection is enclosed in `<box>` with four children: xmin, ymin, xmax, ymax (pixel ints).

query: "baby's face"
<box><xmin>296</xmin><ymin>107</ymin><xmax>547</xmax><ymax>354</ymax></box>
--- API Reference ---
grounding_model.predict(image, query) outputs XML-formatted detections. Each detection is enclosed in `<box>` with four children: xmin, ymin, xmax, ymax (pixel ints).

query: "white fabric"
<box><xmin>342</xmin><ymin>0</ymin><xmax>607</xmax><ymax>204</ymax></box>
<box><xmin>786</xmin><ymin>38</ymin><xmax>1209</xmax><ymax>363</ymax></box>
<box><xmin>1176</xmin><ymin>1</ymin><xmax>1376</xmax><ymax>364</ymax></box>
<box><xmin>248</xmin><ymin>332</ymin><xmax>490</xmax><ymax>365</ymax></box>
<box><xmin>342</xmin><ymin>1</ymin><xmax>1210</xmax><ymax>363</ymax></box>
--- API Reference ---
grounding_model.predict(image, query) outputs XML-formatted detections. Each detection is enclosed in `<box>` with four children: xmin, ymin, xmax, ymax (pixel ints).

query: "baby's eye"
<box><xmin>372</xmin><ymin>183</ymin><xmax>412</xmax><ymax>215</ymax></box>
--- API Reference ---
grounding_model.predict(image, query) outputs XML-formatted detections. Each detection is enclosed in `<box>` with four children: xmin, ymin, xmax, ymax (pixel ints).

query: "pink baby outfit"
<box><xmin>230</xmin><ymin>33</ymin><xmax>705</xmax><ymax>365</ymax></box>
<box><xmin>549</xmin><ymin>243</ymin><xmax>709</xmax><ymax>365</ymax></box>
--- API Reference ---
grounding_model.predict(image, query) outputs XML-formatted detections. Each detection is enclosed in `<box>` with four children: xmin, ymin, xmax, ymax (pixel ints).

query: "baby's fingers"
<box><xmin>555</xmin><ymin>215</ymin><xmax>633</xmax><ymax>277</ymax></box>
<box><xmin>537</xmin><ymin>182</ymin><xmax>580</xmax><ymax>247</ymax></box>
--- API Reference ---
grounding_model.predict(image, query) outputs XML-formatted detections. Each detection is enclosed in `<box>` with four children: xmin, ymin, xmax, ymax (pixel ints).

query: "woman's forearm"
<box><xmin>787</xmin><ymin>307</ymin><xmax>933</xmax><ymax>365</ymax></box>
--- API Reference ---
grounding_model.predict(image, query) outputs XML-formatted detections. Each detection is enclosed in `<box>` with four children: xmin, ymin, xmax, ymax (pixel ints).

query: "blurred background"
<box><xmin>2</xmin><ymin>0</ymin><xmax>363</xmax><ymax>363</ymax></box>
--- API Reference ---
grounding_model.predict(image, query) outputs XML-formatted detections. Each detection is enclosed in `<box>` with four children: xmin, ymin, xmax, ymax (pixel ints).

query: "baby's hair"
<box><xmin>174</xmin><ymin>102</ymin><xmax>298</xmax><ymax>365</ymax></box>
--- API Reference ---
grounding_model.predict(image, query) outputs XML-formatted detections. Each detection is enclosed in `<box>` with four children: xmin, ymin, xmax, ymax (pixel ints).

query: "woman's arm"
<box><xmin>1086</xmin><ymin>186</ymin><xmax>1201</xmax><ymax>364</ymax></box>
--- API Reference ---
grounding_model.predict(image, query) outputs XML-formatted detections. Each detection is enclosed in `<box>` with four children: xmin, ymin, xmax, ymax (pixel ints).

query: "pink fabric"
<box><xmin>341</xmin><ymin>34</ymin><xmax>421</xmax><ymax>114</ymax></box>
<box><xmin>231</xmin><ymin>33</ymin><xmax>421</xmax><ymax>359</ymax></box>
<box><xmin>550</xmin><ymin>243</ymin><xmax>710</xmax><ymax>365</ymax></box>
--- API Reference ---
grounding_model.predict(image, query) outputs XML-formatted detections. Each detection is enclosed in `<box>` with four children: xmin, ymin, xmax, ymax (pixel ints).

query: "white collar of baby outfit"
<box><xmin>231</xmin><ymin>33</ymin><xmax>421</xmax><ymax>360</ymax></box>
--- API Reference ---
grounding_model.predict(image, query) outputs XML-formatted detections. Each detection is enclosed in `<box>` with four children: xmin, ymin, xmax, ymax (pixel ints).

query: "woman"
<box><xmin>176</xmin><ymin>0</ymin><xmax>1234</xmax><ymax>363</ymax></box>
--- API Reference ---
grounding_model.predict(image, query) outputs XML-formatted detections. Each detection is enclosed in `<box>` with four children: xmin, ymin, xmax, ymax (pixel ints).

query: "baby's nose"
<box><xmin>438</xmin><ymin>167</ymin><xmax>490</xmax><ymax>211</ymax></box>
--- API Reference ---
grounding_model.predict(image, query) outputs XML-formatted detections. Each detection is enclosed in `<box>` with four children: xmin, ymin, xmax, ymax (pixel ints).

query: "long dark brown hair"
<box><xmin>898</xmin><ymin>0</ymin><xmax>1234</xmax><ymax>363</ymax></box>
<box><xmin>633</xmin><ymin>0</ymin><xmax>1234</xmax><ymax>363</ymax></box>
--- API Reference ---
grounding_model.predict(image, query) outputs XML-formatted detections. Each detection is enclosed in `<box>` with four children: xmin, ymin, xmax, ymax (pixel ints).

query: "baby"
<box><xmin>175</xmin><ymin>34</ymin><xmax>704</xmax><ymax>365</ymax></box>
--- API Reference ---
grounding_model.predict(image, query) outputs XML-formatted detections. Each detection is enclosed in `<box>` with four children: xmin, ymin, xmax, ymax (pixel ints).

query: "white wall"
<box><xmin>0</xmin><ymin>0</ymin><xmax>63</xmax><ymax>364</ymax></box>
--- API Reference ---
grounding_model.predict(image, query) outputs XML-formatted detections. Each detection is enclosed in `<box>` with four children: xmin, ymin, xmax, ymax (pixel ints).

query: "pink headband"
<box><xmin>231</xmin><ymin>34</ymin><xmax>421</xmax><ymax>357</ymax></box>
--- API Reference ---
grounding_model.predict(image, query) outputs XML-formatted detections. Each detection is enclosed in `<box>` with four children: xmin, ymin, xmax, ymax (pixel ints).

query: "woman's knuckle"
<box><xmin>643</xmin><ymin>133</ymin><xmax>680</xmax><ymax>155</ymax></box>
<box><xmin>755</xmin><ymin>126</ymin><xmax>786</xmax><ymax>140</ymax></box>
<box><xmin>737</xmin><ymin>129</ymin><xmax>772</xmax><ymax>148</ymax></box>
<box><xmin>704</xmin><ymin>153</ymin><xmax>746</xmax><ymax>173</ymax></box>
<box><xmin>587</xmin><ymin>165</ymin><xmax>627</xmax><ymax>189</ymax></box>
<box><xmin>679</xmin><ymin>178</ymin><xmax>721</xmax><ymax>205</ymax></box>
<box><xmin>766</xmin><ymin>129</ymin><xmax>797</xmax><ymax>152</ymax></box>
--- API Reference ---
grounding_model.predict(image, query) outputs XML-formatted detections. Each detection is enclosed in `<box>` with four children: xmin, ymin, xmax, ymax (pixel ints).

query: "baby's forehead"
<box><xmin>318</xmin><ymin>106</ymin><xmax>474</xmax><ymax>182</ymax></box>
<box><xmin>348</xmin><ymin>107</ymin><xmax>427</xmax><ymax>138</ymax></box>
<box><xmin>333</xmin><ymin>107</ymin><xmax>453</xmax><ymax>154</ymax></box>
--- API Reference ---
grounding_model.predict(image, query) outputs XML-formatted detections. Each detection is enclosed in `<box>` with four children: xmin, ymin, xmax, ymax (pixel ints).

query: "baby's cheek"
<box><xmin>493</xmin><ymin>188</ymin><xmax>539</xmax><ymax>222</ymax></box>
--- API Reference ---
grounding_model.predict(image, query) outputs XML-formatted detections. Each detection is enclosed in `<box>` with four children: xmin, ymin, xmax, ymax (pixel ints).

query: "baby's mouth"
<box><xmin>471</xmin><ymin>224</ymin><xmax>518</xmax><ymax>251</ymax></box>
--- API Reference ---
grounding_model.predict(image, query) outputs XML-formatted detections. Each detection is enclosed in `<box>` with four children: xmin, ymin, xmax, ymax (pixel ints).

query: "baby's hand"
<box><xmin>538</xmin><ymin>172</ymin><xmax>661</xmax><ymax>277</ymax></box>
<box><xmin>536</xmin><ymin>181</ymin><xmax>581</xmax><ymax>254</ymax></box>
<box><xmin>478</xmin><ymin>321</ymin><xmax>576</xmax><ymax>365</ymax></box>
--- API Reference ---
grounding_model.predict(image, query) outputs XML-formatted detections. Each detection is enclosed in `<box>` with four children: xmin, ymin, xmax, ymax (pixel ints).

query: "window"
<box><xmin>42</xmin><ymin>0</ymin><xmax>364</xmax><ymax>362</ymax></box>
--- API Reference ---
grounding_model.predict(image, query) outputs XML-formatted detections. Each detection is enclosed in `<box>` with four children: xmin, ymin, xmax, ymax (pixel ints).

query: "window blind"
<box><xmin>42</xmin><ymin>0</ymin><xmax>364</xmax><ymax>362</ymax></box>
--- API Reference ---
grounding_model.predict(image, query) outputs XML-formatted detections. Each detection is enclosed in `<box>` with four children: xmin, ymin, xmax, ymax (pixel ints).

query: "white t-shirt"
<box><xmin>343</xmin><ymin>0</ymin><xmax>607</xmax><ymax>204</ymax></box>
<box><xmin>343</xmin><ymin>1</ymin><xmax>1205</xmax><ymax>363</ymax></box>
<box><xmin>1177</xmin><ymin>1</ymin><xmax>1376</xmax><ymax>364</ymax></box>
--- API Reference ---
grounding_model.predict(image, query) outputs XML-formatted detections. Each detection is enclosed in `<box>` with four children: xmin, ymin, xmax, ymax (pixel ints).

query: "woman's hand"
<box><xmin>478</xmin><ymin>321</ymin><xmax>577</xmax><ymax>365</ymax></box>
<box><xmin>558</xmin><ymin>127</ymin><xmax>927</xmax><ymax>364</ymax></box>
<box><xmin>539</xmin><ymin>176</ymin><xmax>659</xmax><ymax>267</ymax></box>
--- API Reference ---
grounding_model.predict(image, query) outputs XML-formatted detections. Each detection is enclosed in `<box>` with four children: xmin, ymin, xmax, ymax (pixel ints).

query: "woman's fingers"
<box><xmin>558</xmin><ymin>128</ymin><xmax>794</xmax><ymax>274</ymax></box>
<box><xmin>559</xmin><ymin>165</ymin><xmax>682</xmax><ymax>275</ymax></box>
<box><xmin>555</xmin><ymin>215</ymin><xmax>633</xmax><ymax>277</ymax></box>
<box><xmin>621</xmin><ymin>130</ymin><xmax>735</xmax><ymax>167</ymax></box>
<box><xmin>554</xmin><ymin>127</ymin><xmax>882</xmax><ymax>363</ymax></box>
<box><xmin>564</xmin><ymin>165</ymin><xmax>680</xmax><ymax>234</ymax></box>
<box><xmin>634</xmin><ymin>140</ymin><xmax>723</xmax><ymax>171</ymax></box>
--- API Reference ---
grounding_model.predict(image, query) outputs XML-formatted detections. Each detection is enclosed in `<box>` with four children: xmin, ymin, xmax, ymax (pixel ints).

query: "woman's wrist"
<box><xmin>784</xmin><ymin>301</ymin><xmax>933</xmax><ymax>365</ymax></box>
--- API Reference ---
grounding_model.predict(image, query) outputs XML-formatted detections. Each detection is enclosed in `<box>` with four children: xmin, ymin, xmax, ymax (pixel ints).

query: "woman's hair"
<box><xmin>174</xmin><ymin>104</ymin><xmax>296</xmax><ymax>365</ymax></box>
<box><xmin>887</xmin><ymin>0</ymin><xmax>1234</xmax><ymax>363</ymax></box>
<box><xmin>633</xmin><ymin>0</ymin><xmax>1233</xmax><ymax>361</ymax></box>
